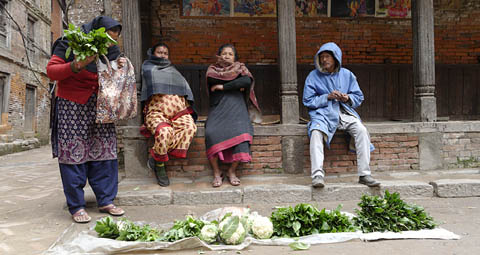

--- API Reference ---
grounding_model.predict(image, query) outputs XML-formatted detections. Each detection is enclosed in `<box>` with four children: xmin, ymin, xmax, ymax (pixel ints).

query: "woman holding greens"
<box><xmin>47</xmin><ymin>16</ymin><xmax>126</xmax><ymax>223</ymax></box>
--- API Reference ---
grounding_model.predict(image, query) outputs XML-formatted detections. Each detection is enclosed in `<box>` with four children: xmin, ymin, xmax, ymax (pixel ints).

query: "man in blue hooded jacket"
<box><xmin>303</xmin><ymin>42</ymin><xmax>380</xmax><ymax>188</ymax></box>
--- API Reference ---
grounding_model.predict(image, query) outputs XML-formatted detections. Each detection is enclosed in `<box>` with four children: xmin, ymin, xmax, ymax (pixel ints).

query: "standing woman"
<box><xmin>205</xmin><ymin>44</ymin><xmax>261</xmax><ymax>187</ymax></box>
<box><xmin>47</xmin><ymin>16</ymin><xmax>126</xmax><ymax>223</ymax></box>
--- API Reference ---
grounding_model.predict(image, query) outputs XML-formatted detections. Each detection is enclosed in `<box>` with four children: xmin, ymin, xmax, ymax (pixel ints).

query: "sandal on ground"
<box><xmin>226</xmin><ymin>175</ymin><xmax>241</xmax><ymax>186</ymax></box>
<box><xmin>99</xmin><ymin>204</ymin><xmax>125</xmax><ymax>216</ymax></box>
<box><xmin>72</xmin><ymin>209</ymin><xmax>91</xmax><ymax>224</ymax></box>
<box><xmin>212</xmin><ymin>175</ymin><xmax>224</xmax><ymax>188</ymax></box>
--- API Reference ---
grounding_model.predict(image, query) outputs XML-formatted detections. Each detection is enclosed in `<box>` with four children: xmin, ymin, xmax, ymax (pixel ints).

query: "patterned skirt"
<box><xmin>51</xmin><ymin>94</ymin><xmax>117</xmax><ymax>164</ymax></box>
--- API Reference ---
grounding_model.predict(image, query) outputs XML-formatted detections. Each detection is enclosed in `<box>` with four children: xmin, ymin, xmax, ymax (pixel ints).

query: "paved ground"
<box><xmin>1</xmin><ymin>146</ymin><xmax>479</xmax><ymax>254</ymax></box>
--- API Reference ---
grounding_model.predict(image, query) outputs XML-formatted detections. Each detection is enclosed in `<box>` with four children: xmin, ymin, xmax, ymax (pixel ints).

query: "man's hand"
<box><xmin>210</xmin><ymin>84</ymin><xmax>224</xmax><ymax>92</ymax></box>
<box><xmin>339</xmin><ymin>93</ymin><xmax>349</xmax><ymax>102</ymax></box>
<box><xmin>327</xmin><ymin>90</ymin><xmax>342</xmax><ymax>100</ymax></box>
<box><xmin>328</xmin><ymin>90</ymin><xmax>349</xmax><ymax>102</ymax></box>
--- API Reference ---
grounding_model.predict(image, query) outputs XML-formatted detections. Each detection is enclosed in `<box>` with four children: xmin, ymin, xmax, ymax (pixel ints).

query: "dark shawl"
<box><xmin>50</xmin><ymin>16</ymin><xmax>122</xmax><ymax>73</ymax></box>
<box><xmin>140</xmin><ymin>48</ymin><xmax>194</xmax><ymax>104</ymax></box>
<box><xmin>206</xmin><ymin>58</ymin><xmax>262</xmax><ymax>123</ymax></box>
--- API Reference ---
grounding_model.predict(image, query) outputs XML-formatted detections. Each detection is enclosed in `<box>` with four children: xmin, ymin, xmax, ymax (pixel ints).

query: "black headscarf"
<box><xmin>51</xmin><ymin>16</ymin><xmax>122</xmax><ymax>73</ymax></box>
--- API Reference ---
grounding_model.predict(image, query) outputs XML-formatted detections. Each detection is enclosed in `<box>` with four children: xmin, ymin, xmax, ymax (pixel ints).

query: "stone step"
<box><xmin>110</xmin><ymin>178</ymin><xmax>478</xmax><ymax>206</ymax></box>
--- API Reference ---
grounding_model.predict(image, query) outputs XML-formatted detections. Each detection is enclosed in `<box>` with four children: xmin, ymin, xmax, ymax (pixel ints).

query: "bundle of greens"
<box><xmin>94</xmin><ymin>216</ymin><xmax>163</xmax><ymax>242</ymax></box>
<box><xmin>63</xmin><ymin>23</ymin><xmax>117</xmax><ymax>61</ymax></box>
<box><xmin>354</xmin><ymin>190</ymin><xmax>437</xmax><ymax>233</ymax></box>
<box><xmin>270</xmin><ymin>203</ymin><xmax>356</xmax><ymax>238</ymax></box>
<box><xmin>159</xmin><ymin>215</ymin><xmax>206</xmax><ymax>242</ymax></box>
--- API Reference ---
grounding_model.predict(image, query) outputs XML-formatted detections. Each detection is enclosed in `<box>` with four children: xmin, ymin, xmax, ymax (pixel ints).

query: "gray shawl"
<box><xmin>140</xmin><ymin>48</ymin><xmax>194</xmax><ymax>103</ymax></box>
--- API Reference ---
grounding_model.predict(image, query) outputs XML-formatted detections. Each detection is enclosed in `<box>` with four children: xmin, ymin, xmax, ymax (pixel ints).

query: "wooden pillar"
<box><xmin>412</xmin><ymin>0</ymin><xmax>436</xmax><ymax>122</ymax></box>
<box><xmin>277</xmin><ymin>0</ymin><xmax>299</xmax><ymax>124</ymax></box>
<box><xmin>277</xmin><ymin>0</ymin><xmax>303</xmax><ymax>174</ymax></box>
<box><xmin>103</xmin><ymin>0</ymin><xmax>112</xmax><ymax>17</ymax></box>
<box><xmin>121</xmin><ymin>0</ymin><xmax>142</xmax><ymax>126</ymax></box>
<box><xmin>122</xmin><ymin>0</ymin><xmax>142</xmax><ymax>83</ymax></box>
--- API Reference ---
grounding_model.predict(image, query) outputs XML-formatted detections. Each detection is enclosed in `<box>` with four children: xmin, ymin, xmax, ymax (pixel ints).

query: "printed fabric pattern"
<box><xmin>144</xmin><ymin>94</ymin><xmax>197</xmax><ymax>162</ymax></box>
<box><xmin>54</xmin><ymin>95</ymin><xmax>117</xmax><ymax>164</ymax></box>
<box><xmin>96</xmin><ymin>55</ymin><xmax>137</xmax><ymax>123</ymax></box>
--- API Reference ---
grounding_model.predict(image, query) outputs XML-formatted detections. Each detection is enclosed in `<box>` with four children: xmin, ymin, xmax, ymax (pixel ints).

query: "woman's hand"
<box><xmin>210</xmin><ymin>84</ymin><xmax>224</xmax><ymax>92</ymax></box>
<box><xmin>72</xmin><ymin>55</ymin><xmax>97</xmax><ymax>72</ymax></box>
<box><xmin>117</xmin><ymin>57</ymin><xmax>127</xmax><ymax>68</ymax></box>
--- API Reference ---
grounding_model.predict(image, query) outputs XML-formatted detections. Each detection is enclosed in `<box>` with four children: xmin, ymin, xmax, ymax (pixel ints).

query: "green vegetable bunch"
<box><xmin>94</xmin><ymin>216</ymin><xmax>119</xmax><ymax>239</ymax></box>
<box><xmin>63</xmin><ymin>23</ymin><xmax>117</xmax><ymax>61</ymax></box>
<box><xmin>159</xmin><ymin>215</ymin><xmax>206</xmax><ymax>242</ymax></box>
<box><xmin>354</xmin><ymin>190</ymin><xmax>437</xmax><ymax>233</ymax></box>
<box><xmin>270</xmin><ymin>203</ymin><xmax>356</xmax><ymax>238</ymax></box>
<box><xmin>94</xmin><ymin>216</ymin><xmax>163</xmax><ymax>242</ymax></box>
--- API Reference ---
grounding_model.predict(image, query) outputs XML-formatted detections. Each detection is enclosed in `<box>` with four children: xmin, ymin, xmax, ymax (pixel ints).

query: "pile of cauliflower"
<box><xmin>198</xmin><ymin>209</ymin><xmax>274</xmax><ymax>245</ymax></box>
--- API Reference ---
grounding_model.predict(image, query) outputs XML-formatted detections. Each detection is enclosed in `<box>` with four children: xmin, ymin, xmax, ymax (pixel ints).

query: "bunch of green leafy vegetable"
<box><xmin>94</xmin><ymin>216</ymin><xmax>163</xmax><ymax>242</ymax></box>
<box><xmin>158</xmin><ymin>215</ymin><xmax>206</xmax><ymax>242</ymax></box>
<box><xmin>63</xmin><ymin>23</ymin><xmax>117</xmax><ymax>61</ymax></box>
<box><xmin>270</xmin><ymin>203</ymin><xmax>356</xmax><ymax>238</ymax></box>
<box><xmin>353</xmin><ymin>190</ymin><xmax>437</xmax><ymax>233</ymax></box>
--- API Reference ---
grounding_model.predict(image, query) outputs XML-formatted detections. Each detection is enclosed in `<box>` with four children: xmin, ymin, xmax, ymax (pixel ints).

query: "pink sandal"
<box><xmin>72</xmin><ymin>209</ymin><xmax>91</xmax><ymax>223</ymax></box>
<box><xmin>99</xmin><ymin>204</ymin><xmax>125</xmax><ymax>216</ymax></box>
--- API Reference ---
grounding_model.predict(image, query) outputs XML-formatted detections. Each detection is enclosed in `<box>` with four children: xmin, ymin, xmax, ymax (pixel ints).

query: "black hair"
<box><xmin>107</xmin><ymin>25</ymin><xmax>122</xmax><ymax>34</ymax></box>
<box><xmin>217</xmin><ymin>43</ymin><xmax>238</xmax><ymax>61</ymax></box>
<box><xmin>152</xmin><ymin>42</ymin><xmax>170</xmax><ymax>55</ymax></box>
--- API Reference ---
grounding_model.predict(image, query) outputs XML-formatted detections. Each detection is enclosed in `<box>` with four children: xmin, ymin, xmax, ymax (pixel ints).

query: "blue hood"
<box><xmin>314</xmin><ymin>42</ymin><xmax>342</xmax><ymax>73</ymax></box>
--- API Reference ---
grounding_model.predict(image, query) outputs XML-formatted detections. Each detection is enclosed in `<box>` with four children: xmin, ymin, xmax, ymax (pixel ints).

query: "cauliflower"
<box><xmin>219</xmin><ymin>215</ymin><xmax>246</xmax><ymax>245</ymax></box>
<box><xmin>251</xmin><ymin>216</ymin><xmax>273</xmax><ymax>239</ymax></box>
<box><xmin>199</xmin><ymin>224</ymin><xmax>218</xmax><ymax>243</ymax></box>
<box><xmin>243</xmin><ymin>211</ymin><xmax>259</xmax><ymax>234</ymax></box>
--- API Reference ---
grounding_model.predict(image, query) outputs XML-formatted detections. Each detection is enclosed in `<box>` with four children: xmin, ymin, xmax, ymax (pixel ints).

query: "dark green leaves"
<box><xmin>354</xmin><ymin>190</ymin><xmax>437</xmax><ymax>233</ymax></box>
<box><xmin>94</xmin><ymin>216</ymin><xmax>119</xmax><ymax>239</ymax></box>
<box><xmin>159</xmin><ymin>215</ymin><xmax>206</xmax><ymax>242</ymax></box>
<box><xmin>270</xmin><ymin>203</ymin><xmax>356</xmax><ymax>238</ymax></box>
<box><xmin>94</xmin><ymin>216</ymin><xmax>162</xmax><ymax>241</ymax></box>
<box><xmin>63</xmin><ymin>23</ymin><xmax>117</xmax><ymax>61</ymax></box>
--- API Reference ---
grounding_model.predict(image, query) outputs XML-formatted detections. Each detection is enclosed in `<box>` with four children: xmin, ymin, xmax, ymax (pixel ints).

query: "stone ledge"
<box><xmin>118</xmin><ymin>121</ymin><xmax>480</xmax><ymax>139</ymax></box>
<box><xmin>430</xmin><ymin>179</ymin><xmax>480</xmax><ymax>198</ymax></box>
<box><xmin>173</xmin><ymin>189</ymin><xmax>243</xmax><ymax>205</ymax></box>
<box><xmin>116</xmin><ymin>190</ymin><xmax>172</xmax><ymax>206</ymax></box>
<box><xmin>379</xmin><ymin>181</ymin><xmax>434</xmax><ymax>198</ymax></box>
<box><xmin>241</xmin><ymin>185</ymin><xmax>312</xmax><ymax>204</ymax></box>
<box><xmin>312</xmin><ymin>184</ymin><xmax>380</xmax><ymax>202</ymax></box>
<box><xmin>113</xmin><ymin>179</ymin><xmax>480</xmax><ymax>206</ymax></box>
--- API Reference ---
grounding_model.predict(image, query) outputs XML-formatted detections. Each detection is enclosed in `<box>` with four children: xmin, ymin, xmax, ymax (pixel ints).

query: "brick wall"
<box><xmin>443</xmin><ymin>132</ymin><xmax>480</xmax><ymax>168</ymax></box>
<box><xmin>164</xmin><ymin>134</ymin><xmax>283</xmax><ymax>178</ymax></box>
<box><xmin>151</xmin><ymin>0</ymin><xmax>480</xmax><ymax>65</ymax></box>
<box><xmin>162</xmin><ymin>131</ymin><xmax>421</xmax><ymax>178</ymax></box>
<box><xmin>161</xmin><ymin>130</ymin><xmax>480</xmax><ymax>178</ymax></box>
<box><xmin>0</xmin><ymin>0</ymin><xmax>51</xmax><ymax>142</ymax></box>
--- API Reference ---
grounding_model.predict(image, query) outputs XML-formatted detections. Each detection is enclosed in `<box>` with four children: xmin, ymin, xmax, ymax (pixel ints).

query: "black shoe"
<box><xmin>312</xmin><ymin>176</ymin><xmax>325</xmax><ymax>188</ymax></box>
<box><xmin>359</xmin><ymin>175</ymin><xmax>380</xmax><ymax>187</ymax></box>
<box><xmin>148</xmin><ymin>158</ymin><xmax>170</xmax><ymax>187</ymax></box>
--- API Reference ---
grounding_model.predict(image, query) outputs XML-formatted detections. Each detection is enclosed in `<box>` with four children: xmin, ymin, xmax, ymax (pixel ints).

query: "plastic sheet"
<box><xmin>44</xmin><ymin>207</ymin><xmax>460</xmax><ymax>255</ymax></box>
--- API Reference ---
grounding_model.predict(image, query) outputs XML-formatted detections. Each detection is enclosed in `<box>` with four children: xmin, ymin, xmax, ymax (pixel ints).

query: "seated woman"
<box><xmin>205</xmin><ymin>44</ymin><xmax>261</xmax><ymax>187</ymax></box>
<box><xmin>140</xmin><ymin>43</ymin><xmax>197</xmax><ymax>187</ymax></box>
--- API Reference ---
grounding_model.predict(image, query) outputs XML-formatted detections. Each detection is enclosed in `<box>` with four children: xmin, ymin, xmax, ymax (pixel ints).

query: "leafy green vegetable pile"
<box><xmin>63</xmin><ymin>23</ymin><xmax>117</xmax><ymax>61</ymax></box>
<box><xmin>93</xmin><ymin>190</ymin><xmax>438</xmax><ymax>246</ymax></box>
<box><xmin>270</xmin><ymin>203</ymin><xmax>356</xmax><ymax>237</ymax></box>
<box><xmin>354</xmin><ymin>190</ymin><xmax>437</xmax><ymax>233</ymax></box>
<box><xmin>95</xmin><ymin>216</ymin><xmax>162</xmax><ymax>242</ymax></box>
<box><xmin>158</xmin><ymin>215</ymin><xmax>206</xmax><ymax>242</ymax></box>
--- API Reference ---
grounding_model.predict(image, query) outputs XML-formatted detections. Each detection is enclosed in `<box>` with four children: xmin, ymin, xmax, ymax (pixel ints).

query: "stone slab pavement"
<box><xmin>1</xmin><ymin>146</ymin><xmax>480</xmax><ymax>255</ymax></box>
